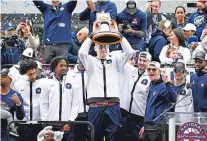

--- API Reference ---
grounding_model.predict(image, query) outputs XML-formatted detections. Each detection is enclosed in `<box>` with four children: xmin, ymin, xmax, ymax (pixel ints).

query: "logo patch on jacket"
<box><xmin>132</xmin><ymin>18</ymin><xmax>137</xmax><ymax>24</ymax></box>
<box><xmin>36</xmin><ymin>88</ymin><xmax>41</xmax><ymax>94</ymax></box>
<box><xmin>201</xmin><ymin>82</ymin><xmax>204</xmax><ymax>87</ymax></box>
<box><xmin>141</xmin><ymin>79</ymin><xmax>148</xmax><ymax>85</ymax></box>
<box><xmin>65</xmin><ymin>83</ymin><xmax>72</xmax><ymax>89</ymax></box>
<box><xmin>179</xmin><ymin>89</ymin><xmax>186</xmax><ymax>95</ymax></box>
<box><xmin>153</xmin><ymin>91</ymin><xmax>156</xmax><ymax>96</ymax></box>
<box><xmin>60</xmin><ymin>7</ymin><xmax>64</xmax><ymax>11</ymax></box>
<box><xmin>107</xmin><ymin>59</ymin><xmax>112</xmax><ymax>64</ymax></box>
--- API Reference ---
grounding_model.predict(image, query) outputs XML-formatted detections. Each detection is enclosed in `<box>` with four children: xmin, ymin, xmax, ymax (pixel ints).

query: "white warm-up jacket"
<box><xmin>78</xmin><ymin>37</ymin><xmax>134</xmax><ymax>99</ymax></box>
<box><xmin>40</xmin><ymin>75</ymin><xmax>81</xmax><ymax>121</ymax></box>
<box><xmin>120</xmin><ymin>64</ymin><xmax>150</xmax><ymax>117</ymax></box>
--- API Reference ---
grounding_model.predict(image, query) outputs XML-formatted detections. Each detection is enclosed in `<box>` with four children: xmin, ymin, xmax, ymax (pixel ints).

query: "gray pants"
<box><xmin>1</xmin><ymin>109</ymin><xmax>15</xmax><ymax>129</ymax></box>
<box><xmin>45</xmin><ymin>44</ymin><xmax>69</xmax><ymax>64</ymax></box>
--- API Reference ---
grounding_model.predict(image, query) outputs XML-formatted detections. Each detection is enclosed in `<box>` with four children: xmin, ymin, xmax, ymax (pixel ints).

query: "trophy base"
<box><xmin>92</xmin><ymin>32</ymin><xmax>122</xmax><ymax>45</ymax></box>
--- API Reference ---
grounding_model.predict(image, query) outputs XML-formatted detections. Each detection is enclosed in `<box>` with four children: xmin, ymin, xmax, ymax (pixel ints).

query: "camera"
<box><xmin>187</xmin><ymin>3</ymin><xmax>196</xmax><ymax>8</ymax></box>
<box><xmin>122</xmin><ymin>22</ymin><xmax>129</xmax><ymax>30</ymax></box>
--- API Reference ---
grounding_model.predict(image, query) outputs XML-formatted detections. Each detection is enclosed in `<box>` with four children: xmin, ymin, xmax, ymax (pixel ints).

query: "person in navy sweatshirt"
<box><xmin>116</xmin><ymin>0</ymin><xmax>147</xmax><ymax>52</ymax></box>
<box><xmin>79</xmin><ymin>0</ymin><xmax>117</xmax><ymax>34</ymax></box>
<box><xmin>1</xmin><ymin>68</ymin><xmax>25</xmax><ymax>141</ymax></box>
<box><xmin>67</xmin><ymin>27</ymin><xmax>89</xmax><ymax>63</ymax></box>
<box><xmin>33</xmin><ymin>0</ymin><xmax>77</xmax><ymax>64</ymax></box>
<box><xmin>148</xmin><ymin>20</ymin><xmax>171</xmax><ymax>62</ymax></box>
<box><xmin>190</xmin><ymin>51</ymin><xmax>207</xmax><ymax>112</ymax></box>
<box><xmin>79</xmin><ymin>0</ymin><xmax>117</xmax><ymax>56</ymax></box>
<box><xmin>139</xmin><ymin>61</ymin><xmax>176</xmax><ymax>141</ymax></box>
<box><xmin>188</xmin><ymin>0</ymin><xmax>207</xmax><ymax>40</ymax></box>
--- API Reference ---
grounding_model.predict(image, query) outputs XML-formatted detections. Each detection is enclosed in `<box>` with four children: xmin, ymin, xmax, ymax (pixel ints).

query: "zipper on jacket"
<box><xmin>101</xmin><ymin>60</ymin><xmax>107</xmax><ymax>98</ymax></box>
<box><xmin>30</xmin><ymin>81</ymin><xmax>33</xmax><ymax>121</ymax></box>
<box><xmin>59</xmin><ymin>82</ymin><xmax>62</xmax><ymax>121</ymax></box>
<box><xmin>129</xmin><ymin>71</ymin><xmax>145</xmax><ymax>113</ymax></box>
<box><xmin>81</xmin><ymin>72</ymin><xmax>86</xmax><ymax>113</ymax></box>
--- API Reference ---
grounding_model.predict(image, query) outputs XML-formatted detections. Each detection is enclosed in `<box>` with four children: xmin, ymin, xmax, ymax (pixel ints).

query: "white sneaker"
<box><xmin>9</xmin><ymin>127</ymin><xmax>19</xmax><ymax>137</ymax></box>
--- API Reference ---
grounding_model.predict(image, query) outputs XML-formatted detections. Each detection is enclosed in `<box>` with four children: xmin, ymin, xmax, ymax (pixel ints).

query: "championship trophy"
<box><xmin>92</xmin><ymin>13</ymin><xmax>122</xmax><ymax>45</ymax></box>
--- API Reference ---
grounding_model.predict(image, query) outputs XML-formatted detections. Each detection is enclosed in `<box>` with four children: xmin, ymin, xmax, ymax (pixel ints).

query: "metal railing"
<box><xmin>7</xmin><ymin>120</ymin><xmax>94</xmax><ymax>141</ymax></box>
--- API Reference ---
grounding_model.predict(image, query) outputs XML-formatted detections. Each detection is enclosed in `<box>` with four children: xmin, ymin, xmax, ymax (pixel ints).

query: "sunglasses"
<box><xmin>174</xmin><ymin>69</ymin><xmax>185</xmax><ymax>73</ymax></box>
<box><xmin>97</xmin><ymin>45</ymin><xmax>109</xmax><ymax>50</ymax></box>
<box><xmin>147</xmin><ymin>68</ymin><xmax>157</xmax><ymax>72</ymax></box>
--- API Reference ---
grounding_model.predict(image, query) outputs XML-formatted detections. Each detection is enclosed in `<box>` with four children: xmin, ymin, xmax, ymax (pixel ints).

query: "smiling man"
<box><xmin>139</xmin><ymin>61</ymin><xmax>176</xmax><ymax>141</ymax></box>
<box><xmin>119</xmin><ymin>52</ymin><xmax>151</xmax><ymax>141</ymax></box>
<box><xmin>78</xmin><ymin>20</ymin><xmax>134</xmax><ymax>141</ymax></box>
<box><xmin>190</xmin><ymin>51</ymin><xmax>207</xmax><ymax>112</ymax></box>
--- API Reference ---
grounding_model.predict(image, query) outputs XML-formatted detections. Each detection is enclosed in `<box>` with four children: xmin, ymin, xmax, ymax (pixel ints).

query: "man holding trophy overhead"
<box><xmin>78</xmin><ymin>13</ymin><xmax>134</xmax><ymax>141</ymax></box>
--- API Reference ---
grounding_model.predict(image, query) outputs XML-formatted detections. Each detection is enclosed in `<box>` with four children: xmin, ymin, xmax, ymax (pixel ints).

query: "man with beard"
<box><xmin>119</xmin><ymin>52</ymin><xmax>151</xmax><ymax>141</ymax></box>
<box><xmin>40</xmin><ymin>56</ymin><xmax>81</xmax><ymax>141</ymax></box>
<box><xmin>190</xmin><ymin>51</ymin><xmax>207</xmax><ymax>112</ymax></box>
<box><xmin>13</xmin><ymin>60</ymin><xmax>47</xmax><ymax>141</ymax></box>
<box><xmin>1</xmin><ymin>68</ymin><xmax>25</xmax><ymax>140</ymax></box>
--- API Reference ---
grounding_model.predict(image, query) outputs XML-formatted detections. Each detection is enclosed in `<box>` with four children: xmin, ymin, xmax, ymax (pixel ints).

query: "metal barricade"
<box><xmin>6</xmin><ymin>120</ymin><xmax>94</xmax><ymax>141</ymax></box>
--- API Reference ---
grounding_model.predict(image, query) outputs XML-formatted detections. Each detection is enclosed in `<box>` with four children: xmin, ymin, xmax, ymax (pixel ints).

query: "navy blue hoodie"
<box><xmin>190</xmin><ymin>72</ymin><xmax>207</xmax><ymax>112</ymax></box>
<box><xmin>148</xmin><ymin>29</ymin><xmax>168</xmax><ymax>62</ymax></box>
<box><xmin>144</xmin><ymin>80</ymin><xmax>176</xmax><ymax>124</ymax></box>
<box><xmin>33</xmin><ymin>0</ymin><xmax>77</xmax><ymax>45</ymax></box>
<box><xmin>188</xmin><ymin>7</ymin><xmax>207</xmax><ymax>40</ymax></box>
<box><xmin>67</xmin><ymin>32</ymin><xmax>81</xmax><ymax>63</ymax></box>
<box><xmin>116</xmin><ymin>8</ymin><xmax>147</xmax><ymax>45</ymax></box>
<box><xmin>79</xmin><ymin>1</ymin><xmax>117</xmax><ymax>33</ymax></box>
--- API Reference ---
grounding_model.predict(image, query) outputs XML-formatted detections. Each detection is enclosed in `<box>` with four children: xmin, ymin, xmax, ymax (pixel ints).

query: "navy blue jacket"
<box><xmin>116</xmin><ymin>9</ymin><xmax>147</xmax><ymax>45</ymax></box>
<box><xmin>67</xmin><ymin>32</ymin><xmax>81</xmax><ymax>63</ymax></box>
<box><xmin>148</xmin><ymin>29</ymin><xmax>168</xmax><ymax>62</ymax></box>
<box><xmin>33</xmin><ymin>0</ymin><xmax>77</xmax><ymax>45</ymax></box>
<box><xmin>190</xmin><ymin>72</ymin><xmax>207</xmax><ymax>112</ymax></box>
<box><xmin>1</xmin><ymin>89</ymin><xmax>25</xmax><ymax>134</ymax></box>
<box><xmin>188</xmin><ymin>7</ymin><xmax>207</xmax><ymax>41</ymax></box>
<box><xmin>144</xmin><ymin>80</ymin><xmax>176</xmax><ymax>124</ymax></box>
<box><xmin>79</xmin><ymin>1</ymin><xmax>117</xmax><ymax>33</ymax></box>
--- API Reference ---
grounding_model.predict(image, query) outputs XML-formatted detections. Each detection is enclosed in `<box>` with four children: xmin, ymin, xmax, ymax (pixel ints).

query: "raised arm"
<box><xmin>66</xmin><ymin>0</ymin><xmax>77</xmax><ymax>13</ymax></box>
<box><xmin>33</xmin><ymin>0</ymin><xmax>49</xmax><ymax>14</ymax></box>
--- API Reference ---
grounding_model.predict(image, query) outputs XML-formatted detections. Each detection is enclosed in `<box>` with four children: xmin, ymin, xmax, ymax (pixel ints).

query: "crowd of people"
<box><xmin>1</xmin><ymin>0</ymin><xmax>207</xmax><ymax>141</ymax></box>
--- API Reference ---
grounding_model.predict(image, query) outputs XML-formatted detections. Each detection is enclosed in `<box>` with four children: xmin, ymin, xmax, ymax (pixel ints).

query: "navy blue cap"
<box><xmin>2</xmin><ymin>22</ymin><xmax>15</xmax><ymax>31</ymax></box>
<box><xmin>187</xmin><ymin>35</ymin><xmax>198</xmax><ymax>47</ymax></box>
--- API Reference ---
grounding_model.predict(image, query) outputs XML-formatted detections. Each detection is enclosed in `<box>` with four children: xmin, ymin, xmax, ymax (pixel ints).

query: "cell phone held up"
<box><xmin>20</xmin><ymin>17</ymin><xmax>28</xmax><ymax>25</ymax></box>
<box><xmin>187</xmin><ymin>3</ymin><xmax>196</xmax><ymax>8</ymax></box>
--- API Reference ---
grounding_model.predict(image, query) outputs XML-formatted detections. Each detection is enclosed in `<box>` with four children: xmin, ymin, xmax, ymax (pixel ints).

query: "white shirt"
<box><xmin>174</xmin><ymin>83</ymin><xmax>194</xmax><ymax>122</ymax></box>
<box><xmin>159</xmin><ymin>45</ymin><xmax>191</xmax><ymax>64</ymax></box>
<box><xmin>120</xmin><ymin>64</ymin><xmax>150</xmax><ymax>116</ymax></box>
<box><xmin>79</xmin><ymin>37</ymin><xmax>134</xmax><ymax>100</ymax></box>
<box><xmin>9</xmin><ymin>65</ymin><xmax>22</xmax><ymax>89</ymax></box>
<box><xmin>67</xmin><ymin>65</ymin><xmax>88</xmax><ymax>113</ymax></box>
<box><xmin>13</xmin><ymin>76</ymin><xmax>47</xmax><ymax>121</ymax></box>
<box><xmin>40</xmin><ymin>74</ymin><xmax>81</xmax><ymax>121</ymax></box>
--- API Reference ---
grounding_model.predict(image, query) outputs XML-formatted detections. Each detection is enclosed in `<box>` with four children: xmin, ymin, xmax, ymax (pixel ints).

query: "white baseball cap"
<box><xmin>22</xmin><ymin>48</ymin><xmax>33</xmax><ymax>58</ymax></box>
<box><xmin>183</xmin><ymin>23</ymin><xmax>196</xmax><ymax>32</ymax></box>
<box><xmin>148</xmin><ymin>61</ymin><xmax>161</xmax><ymax>70</ymax></box>
<box><xmin>139</xmin><ymin>51</ymin><xmax>152</xmax><ymax>61</ymax></box>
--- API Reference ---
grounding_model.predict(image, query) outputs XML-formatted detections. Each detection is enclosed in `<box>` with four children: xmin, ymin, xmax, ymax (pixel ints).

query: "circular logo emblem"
<box><xmin>177</xmin><ymin>122</ymin><xmax>207</xmax><ymax>141</ymax></box>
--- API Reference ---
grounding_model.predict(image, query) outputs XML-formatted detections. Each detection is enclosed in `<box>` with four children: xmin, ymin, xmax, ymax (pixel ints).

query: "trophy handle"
<box><xmin>110</xmin><ymin>20</ymin><xmax>118</xmax><ymax>32</ymax></box>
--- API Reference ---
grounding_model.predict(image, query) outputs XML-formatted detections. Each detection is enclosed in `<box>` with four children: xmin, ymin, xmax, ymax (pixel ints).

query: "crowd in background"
<box><xmin>1</xmin><ymin>0</ymin><xmax>207</xmax><ymax>141</ymax></box>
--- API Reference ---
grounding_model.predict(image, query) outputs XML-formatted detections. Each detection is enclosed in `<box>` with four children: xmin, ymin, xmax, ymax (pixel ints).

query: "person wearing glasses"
<box><xmin>162</xmin><ymin>62</ymin><xmax>194</xmax><ymax>122</ymax></box>
<box><xmin>190</xmin><ymin>51</ymin><xmax>207</xmax><ymax>112</ymax></box>
<box><xmin>78</xmin><ymin>20</ymin><xmax>134</xmax><ymax>141</ymax></box>
<box><xmin>139</xmin><ymin>61</ymin><xmax>177</xmax><ymax>141</ymax></box>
